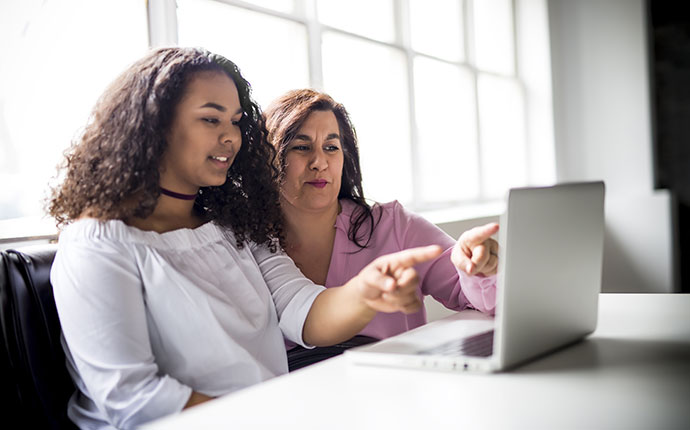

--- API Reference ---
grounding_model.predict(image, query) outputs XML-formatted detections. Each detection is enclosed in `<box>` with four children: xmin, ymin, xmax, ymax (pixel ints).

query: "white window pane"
<box><xmin>473</xmin><ymin>0</ymin><xmax>515</xmax><ymax>74</ymax></box>
<box><xmin>410</xmin><ymin>0</ymin><xmax>464</xmax><ymax>62</ymax></box>
<box><xmin>241</xmin><ymin>0</ymin><xmax>295</xmax><ymax>14</ymax></box>
<box><xmin>414</xmin><ymin>57</ymin><xmax>478</xmax><ymax>204</ymax></box>
<box><xmin>177</xmin><ymin>0</ymin><xmax>309</xmax><ymax>108</ymax></box>
<box><xmin>477</xmin><ymin>75</ymin><xmax>527</xmax><ymax>198</ymax></box>
<box><xmin>517</xmin><ymin>0</ymin><xmax>556</xmax><ymax>185</ymax></box>
<box><xmin>317</xmin><ymin>0</ymin><xmax>395</xmax><ymax>43</ymax></box>
<box><xmin>0</xmin><ymin>0</ymin><xmax>148</xmax><ymax>221</ymax></box>
<box><xmin>322</xmin><ymin>32</ymin><xmax>412</xmax><ymax>204</ymax></box>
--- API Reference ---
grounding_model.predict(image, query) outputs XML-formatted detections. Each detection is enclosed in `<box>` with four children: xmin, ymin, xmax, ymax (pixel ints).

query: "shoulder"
<box><xmin>381</xmin><ymin>201</ymin><xmax>456</xmax><ymax>247</ymax></box>
<box><xmin>379</xmin><ymin>200</ymin><xmax>404</xmax><ymax>216</ymax></box>
<box><xmin>374</xmin><ymin>200</ymin><xmax>417</xmax><ymax>226</ymax></box>
<box><xmin>58</xmin><ymin>218</ymin><xmax>131</xmax><ymax>246</ymax></box>
<box><xmin>54</xmin><ymin>219</ymin><xmax>138</xmax><ymax>268</ymax></box>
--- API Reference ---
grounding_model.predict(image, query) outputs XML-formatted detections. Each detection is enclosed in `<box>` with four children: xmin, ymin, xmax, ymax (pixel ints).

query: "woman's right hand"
<box><xmin>355</xmin><ymin>245</ymin><xmax>442</xmax><ymax>314</ymax></box>
<box><xmin>303</xmin><ymin>245</ymin><xmax>442</xmax><ymax>346</ymax></box>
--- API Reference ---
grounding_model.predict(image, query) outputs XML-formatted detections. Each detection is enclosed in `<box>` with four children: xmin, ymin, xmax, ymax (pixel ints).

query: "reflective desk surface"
<box><xmin>143</xmin><ymin>294</ymin><xmax>690</xmax><ymax>430</ymax></box>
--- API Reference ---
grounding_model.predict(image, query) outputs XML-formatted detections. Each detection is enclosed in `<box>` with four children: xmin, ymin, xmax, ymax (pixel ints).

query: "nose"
<box><xmin>221</xmin><ymin>122</ymin><xmax>241</xmax><ymax>147</ymax></box>
<box><xmin>309</xmin><ymin>149</ymin><xmax>327</xmax><ymax>171</ymax></box>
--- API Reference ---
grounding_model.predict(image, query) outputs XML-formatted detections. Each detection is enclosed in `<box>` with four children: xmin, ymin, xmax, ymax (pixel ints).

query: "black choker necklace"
<box><xmin>160</xmin><ymin>187</ymin><xmax>198</xmax><ymax>200</ymax></box>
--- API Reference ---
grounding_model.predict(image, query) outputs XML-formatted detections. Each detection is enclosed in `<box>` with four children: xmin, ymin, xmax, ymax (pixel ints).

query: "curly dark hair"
<box><xmin>263</xmin><ymin>89</ymin><xmax>380</xmax><ymax>249</ymax></box>
<box><xmin>48</xmin><ymin>47</ymin><xmax>283</xmax><ymax>250</ymax></box>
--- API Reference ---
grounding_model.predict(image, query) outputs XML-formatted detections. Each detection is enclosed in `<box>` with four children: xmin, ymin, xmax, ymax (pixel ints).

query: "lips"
<box><xmin>305</xmin><ymin>179</ymin><xmax>328</xmax><ymax>189</ymax></box>
<box><xmin>208</xmin><ymin>154</ymin><xmax>232</xmax><ymax>169</ymax></box>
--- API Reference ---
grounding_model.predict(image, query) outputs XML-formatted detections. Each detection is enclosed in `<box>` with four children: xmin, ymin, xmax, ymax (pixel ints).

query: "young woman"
<box><xmin>48</xmin><ymin>48</ymin><xmax>440</xmax><ymax>429</ymax></box>
<box><xmin>264</xmin><ymin>89</ymin><xmax>499</xmax><ymax>370</ymax></box>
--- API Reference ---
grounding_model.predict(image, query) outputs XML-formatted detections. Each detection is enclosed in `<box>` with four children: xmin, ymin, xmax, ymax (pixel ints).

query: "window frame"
<box><xmin>154</xmin><ymin>0</ymin><xmax>549</xmax><ymax>212</ymax></box>
<box><xmin>1</xmin><ymin>0</ymin><xmax>554</xmax><ymax>242</ymax></box>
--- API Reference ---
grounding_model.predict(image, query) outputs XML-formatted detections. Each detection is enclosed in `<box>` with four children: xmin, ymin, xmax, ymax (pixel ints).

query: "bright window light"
<box><xmin>0</xmin><ymin>0</ymin><xmax>555</xmax><ymax>240</ymax></box>
<box><xmin>410</xmin><ymin>0</ymin><xmax>465</xmax><ymax>62</ymax></box>
<box><xmin>317</xmin><ymin>0</ymin><xmax>395</xmax><ymax>43</ymax></box>
<box><xmin>177</xmin><ymin>0</ymin><xmax>309</xmax><ymax>109</ymax></box>
<box><xmin>0</xmin><ymin>0</ymin><xmax>148</xmax><ymax>226</ymax></box>
<box><xmin>414</xmin><ymin>56</ymin><xmax>478</xmax><ymax>204</ymax></box>
<box><xmin>473</xmin><ymin>0</ymin><xmax>515</xmax><ymax>75</ymax></box>
<box><xmin>241</xmin><ymin>0</ymin><xmax>295</xmax><ymax>14</ymax></box>
<box><xmin>322</xmin><ymin>32</ymin><xmax>412</xmax><ymax>204</ymax></box>
<box><xmin>477</xmin><ymin>74</ymin><xmax>527</xmax><ymax>198</ymax></box>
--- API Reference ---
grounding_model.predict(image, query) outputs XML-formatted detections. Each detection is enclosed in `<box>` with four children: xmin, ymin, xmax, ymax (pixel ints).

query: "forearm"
<box><xmin>302</xmin><ymin>282</ymin><xmax>377</xmax><ymax>346</ymax></box>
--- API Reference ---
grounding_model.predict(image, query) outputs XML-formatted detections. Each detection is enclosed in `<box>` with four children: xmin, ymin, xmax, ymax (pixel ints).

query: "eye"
<box><xmin>232</xmin><ymin>112</ymin><xmax>248</xmax><ymax>126</ymax></box>
<box><xmin>291</xmin><ymin>144</ymin><xmax>310</xmax><ymax>151</ymax></box>
<box><xmin>325</xmin><ymin>144</ymin><xmax>340</xmax><ymax>152</ymax></box>
<box><xmin>202</xmin><ymin>117</ymin><xmax>219</xmax><ymax>125</ymax></box>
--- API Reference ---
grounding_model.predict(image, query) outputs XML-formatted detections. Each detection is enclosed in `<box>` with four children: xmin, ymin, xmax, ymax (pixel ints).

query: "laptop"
<box><xmin>345</xmin><ymin>181</ymin><xmax>606</xmax><ymax>372</ymax></box>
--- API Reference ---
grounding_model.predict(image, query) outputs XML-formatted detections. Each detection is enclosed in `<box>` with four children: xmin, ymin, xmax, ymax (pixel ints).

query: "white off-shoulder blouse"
<box><xmin>50</xmin><ymin>219</ymin><xmax>324</xmax><ymax>429</ymax></box>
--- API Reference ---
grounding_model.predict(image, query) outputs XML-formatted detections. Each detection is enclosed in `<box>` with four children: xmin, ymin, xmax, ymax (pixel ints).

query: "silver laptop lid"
<box><xmin>494</xmin><ymin>181</ymin><xmax>605</xmax><ymax>369</ymax></box>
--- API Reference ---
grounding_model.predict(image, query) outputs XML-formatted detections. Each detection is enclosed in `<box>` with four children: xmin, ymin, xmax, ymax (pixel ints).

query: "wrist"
<box><xmin>347</xmin><ymin>275</ymin><xmax>378</xmax><ymax>318</ymax></box>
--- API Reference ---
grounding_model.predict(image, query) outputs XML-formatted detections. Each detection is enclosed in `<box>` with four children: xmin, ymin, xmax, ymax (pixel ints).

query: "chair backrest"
<box><xmin>0</xmin><ymin>244</ymin><xmax>77</xmax><ymax>429</ymax></box>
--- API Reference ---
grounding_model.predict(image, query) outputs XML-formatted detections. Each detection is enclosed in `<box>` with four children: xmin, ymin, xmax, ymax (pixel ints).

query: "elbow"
<box><xmin>92</xmin><ymin>373</ymin><xmax>189</xmax><ymax>429</ymax></box>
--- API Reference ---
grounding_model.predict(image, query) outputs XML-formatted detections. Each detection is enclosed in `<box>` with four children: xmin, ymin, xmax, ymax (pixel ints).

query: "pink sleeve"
<box><xmin>391</xmin><ymin>201</ymin><xmax>497</xmax><ymax>314</ymax></box>
<box><xmin>457</xmin><ymin>271</ymin><xmax>497</xmax><ymax>315</ymax></box>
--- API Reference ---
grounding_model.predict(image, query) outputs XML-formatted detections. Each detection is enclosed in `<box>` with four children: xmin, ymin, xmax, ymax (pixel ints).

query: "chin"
<box><xmin>200</xmin><ymin>178</ymin><xmax>229</xmax><ymax>189</ymax></box>
<box><xmin>305</xmin><ymin>199</ymin><xmax>338</xmax><ymax>212</ymax></box>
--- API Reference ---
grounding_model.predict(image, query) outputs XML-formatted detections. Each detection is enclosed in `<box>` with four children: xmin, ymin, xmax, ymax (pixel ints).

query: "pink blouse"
<box><xmin>322</xmin><ymin>199</ymin><xmax>496</xmax><ymax>341</ymax></box>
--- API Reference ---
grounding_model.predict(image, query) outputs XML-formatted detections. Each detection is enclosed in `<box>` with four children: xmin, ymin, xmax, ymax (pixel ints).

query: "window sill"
<box><xmin>416</xmin><ymin>200</ymin><xmax>505</xmax><ymax>226</ymax></box>
<box><xmin>0</xmin><ymin>201</ymin><xmax>506</xmax><ymax>248</ymax></box>
<box><xmin>0</xmin><ymin>216</ymin><xmax>58</xmax><ymax>246</ymax></box>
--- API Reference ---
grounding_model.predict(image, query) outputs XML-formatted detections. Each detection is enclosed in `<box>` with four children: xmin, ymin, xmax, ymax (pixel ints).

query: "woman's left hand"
<box><xmin>451</xmin><ymin>223</ymin><xmax>500</xmax><ymax>276</ymax></box>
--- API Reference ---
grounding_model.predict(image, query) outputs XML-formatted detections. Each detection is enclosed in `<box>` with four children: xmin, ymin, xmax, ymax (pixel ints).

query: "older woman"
<box><xmin>48</xmin><ymin>48</ymin><xmax>440</xmax><ymax>429</ymax></box>
<box><xmin>264</xmin><ymin>89</ymin><xmax>498</xmax><ymax>370</ymax></box>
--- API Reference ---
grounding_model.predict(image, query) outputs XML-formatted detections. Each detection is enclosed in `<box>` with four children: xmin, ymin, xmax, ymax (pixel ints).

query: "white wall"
<box><xmin>548</xmin><ymin>0</ymin><xmax>675</xmax><ymax>292</ymax></box>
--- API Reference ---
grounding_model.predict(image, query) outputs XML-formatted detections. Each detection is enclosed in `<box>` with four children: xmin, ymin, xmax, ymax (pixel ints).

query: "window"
<box><xmin>0</xmin><ymin>0</ymin><xmax>149</xmax><ymax>240</ymax></box>
<box><xmin>164</xmin><ymin>0</ymin><xmax>556</xmax><ymax>211</ymax></box>
<box><xmin>0</xmin><ymin>0</ymin><xmax>554</xmax><ymax>241</ymax></box>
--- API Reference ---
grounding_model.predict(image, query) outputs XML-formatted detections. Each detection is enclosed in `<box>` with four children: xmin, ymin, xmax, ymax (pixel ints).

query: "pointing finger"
<box><xmin>376</xmin><ymin>245</ymin><xmax>442</xmax><ymax>273</ymax></box>
<box><xmin>461</xmin><ymin>223</ymin><xmax>499</xmax><ymax>248</ymax></box>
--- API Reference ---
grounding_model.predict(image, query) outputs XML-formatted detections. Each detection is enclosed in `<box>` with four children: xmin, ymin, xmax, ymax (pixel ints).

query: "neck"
<box><xmin>281</xmin><ymin>198</ymin><xmax>340</xmax><ymax>249</ymax></box>
<box><xmin>127</xmin><ymin>187</ymin><xmax>203</xmax><ymax>233</ymax></box>
<box><xmin>160</xmin><ymin>186</ymin><xmax>197</xmax><ymax>200</ymax></box>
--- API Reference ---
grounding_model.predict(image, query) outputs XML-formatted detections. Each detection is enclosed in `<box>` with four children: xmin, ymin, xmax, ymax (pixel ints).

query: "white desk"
<box><xmin>143</xmin><ymin>294</ymin><xmax>690</xmax><ymax>430</ymax></box>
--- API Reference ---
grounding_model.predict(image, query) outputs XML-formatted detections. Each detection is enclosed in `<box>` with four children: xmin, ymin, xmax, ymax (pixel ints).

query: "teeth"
<box><xmin>211</xmin><ymin>156</ymin><xmax>229</xmax><ymax>162</ymax></box>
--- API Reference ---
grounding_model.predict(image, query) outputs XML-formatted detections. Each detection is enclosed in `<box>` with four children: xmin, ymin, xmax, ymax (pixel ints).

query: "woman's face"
<box><xmin>160</xmin><ymin>70</ymin><xmax>243</xmax><ymax>193</ymax></box>
<box><xmin>281</xmin><ymin>109</ymin><xmax>344</xmax><ymax>213</ymax></box>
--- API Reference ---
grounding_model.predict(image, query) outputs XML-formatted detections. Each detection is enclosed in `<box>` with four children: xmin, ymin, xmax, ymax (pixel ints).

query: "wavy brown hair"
<box><xmin>264</xmin><ymin>89</ymin><xmax>379</xmax><ymax>249</ymax></box>
<box><xmin>49</xmin><ymin>47</ymin><xmax>283</xmax><ymax>250</ymax></box>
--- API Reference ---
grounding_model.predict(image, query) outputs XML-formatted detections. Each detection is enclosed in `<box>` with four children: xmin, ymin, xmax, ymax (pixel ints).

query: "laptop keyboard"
<box><xmin>417</xmin><ymin>330</ymin><xmax>494</xmax><ymax>358</ymax></box>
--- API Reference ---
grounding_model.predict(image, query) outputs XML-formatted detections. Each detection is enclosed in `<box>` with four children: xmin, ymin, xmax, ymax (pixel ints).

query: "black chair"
<box><xmin>0</xmin><ymin>244</ymin><xmax>77</xmax><ymax>429</ymax></box>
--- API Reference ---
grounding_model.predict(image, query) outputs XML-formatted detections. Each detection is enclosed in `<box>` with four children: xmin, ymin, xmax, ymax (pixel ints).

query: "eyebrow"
<box><xmin>199</xmin><ymin>103</ymin><xmax>244</xmax><ymax>116</ymax></box>
<box><xmin>294</xmin><ymin>133</ymin><xmax>341</xmax><ymax>141</ymax></box>
<box><xmin>199</xmin><ymin>102</ymin><xmax>226</xmax><ymax>112</ymax></box>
